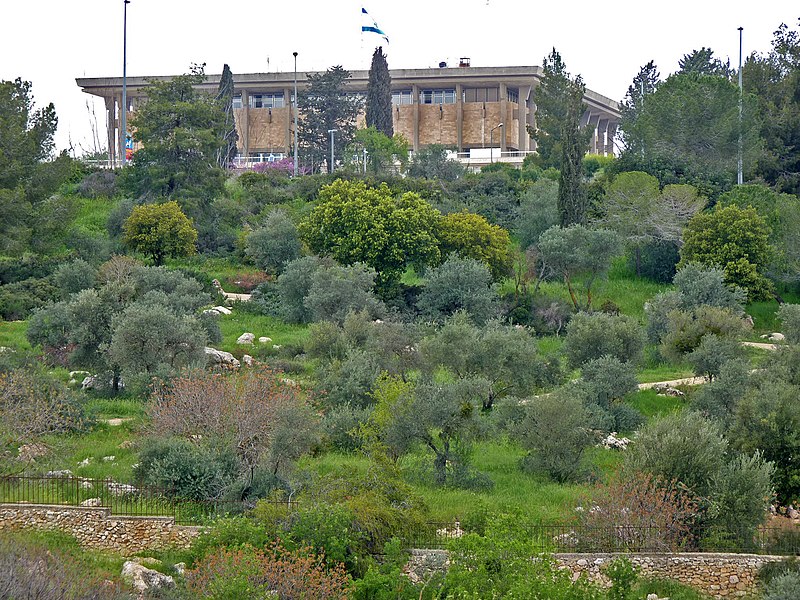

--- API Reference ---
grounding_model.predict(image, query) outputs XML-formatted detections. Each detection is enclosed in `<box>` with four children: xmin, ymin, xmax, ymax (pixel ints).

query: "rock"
<box><xmin>258</xmin><ymin>336</ymin><xmax>272</xmax><ymax>343</ymax></box>
<box><xmin>272</xmin><ymin>344</ymin><xmax>282</xmax><ymax>350</ymax></box>
<box><xmin>121</xmin><ymin>561</ymin><xmax>174</xmax><ymax>594</ymax></box>
<box><xmin>108</xmin><ymin>483</ymin><xmax>137</xmax><ymax>496</ymax></box>
<box><xmin>0</xmin><ymin>346</ymin><xmax>15</xmax><ymax>353</ymax></box>
<box><xmin>78</xmin><ymin>457</ymin><xmax>91</xmax><ymax>467</ymax></box>
<box><xmin>237</xmin><ymin>332</ymin><xmax>255</xmax><ymax>345</ymax></box>
<box><xmin>788</xmin><ymin>505</ymin><xmax>799</xmax><ymax>520</ymax></box>
<box><xmin>212</xmin><ymin>305</ymin><xmax>232</xmax><ymax>315</ymax></box>
<box><xmin>769</xmin><ymin>332</ymin><xmax>785</xmax><ymax>342</ymax></box>
<box><xmin>173</xmin><ymin>562</ymin><xmax>186</xmax><ymax>576</ymax></box>
<box><xmin>242</xmin><ymin>354</ymin><xmax>254</xmax><ymax>366</ymax></box>
<box><xmin>600</xmin><ymin>432</ymin><xmax>631</xmax><ymax>450</ymax></box>
<box><xmin>81</xmin><ymin>497</ymin><xmax>104</xmax><ymax>507</ymax></box>
<box><xmin>80</xmin><ymin>480</ymin><xmax>93</xmax><ymax>489</ymax></box>
<box><xmin>118</xmin><ymin>440</ymin><xmax>134</xmax><ymax>449</ymax></box>
<box><xmin>17</xmin><ymin>443</ymin><xmax>48</xmax><ymax>462</ymax></box>
<box><xmin>133</xmin><ymin>557</ymin><xmax>162</xmax><ymax>568</ymax></box>
<box><xmin>204</xmin><ymin>347</ymin><xmax>240</xmax><ymax>368</ymax></box>
<box><xmin>46</xmin><ymin>469</ymin><xmax>74</xmax><ymax>478</ymax></box>
<box><xmin>102</xmin><ymin>455</ymin><xmax>116</xmax><ymax>462</ymax></box>
<box><xmin>743</xmin><ymin>314</ymin><xmax>755</xmax><ymax>328</ymax></box>
<box><xmin>81</xmin><ymin>375</ymin><xmax>97</xmax><ymax>390</ymax></box>
<box><xmin>657</xmin><ymin>387</ymin><xmax>685</xmax><ymax>397</ymax></box>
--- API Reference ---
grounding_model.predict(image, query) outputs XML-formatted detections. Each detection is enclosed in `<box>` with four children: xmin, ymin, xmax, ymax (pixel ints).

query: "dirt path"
<box><xmin>741</xmin><ymin>341</ymin><xmax>779</xmax><ymax>351</ymax></box>
<box><xmin>637</xmin><ymin>376</ymin><xmax>708</xmax><ymax>390</ymax></box>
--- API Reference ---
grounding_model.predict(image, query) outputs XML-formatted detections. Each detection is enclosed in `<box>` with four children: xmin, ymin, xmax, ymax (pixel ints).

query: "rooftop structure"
<box><xmin>77</xmin><ymin>64</ymin><xmax>621</xmax><ymax>169</ymax></box>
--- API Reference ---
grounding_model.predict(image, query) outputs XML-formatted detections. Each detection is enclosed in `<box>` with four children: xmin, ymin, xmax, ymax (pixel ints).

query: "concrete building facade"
<box><xmin>76</xmin><ymin>64</ymin><xmax>621</xmax><ymax>168</ymax></box>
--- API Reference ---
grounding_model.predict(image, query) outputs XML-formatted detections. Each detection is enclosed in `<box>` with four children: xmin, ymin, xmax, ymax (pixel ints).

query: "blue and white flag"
<box><xmin>361</xmin><ymin>6</ymin><xmax>389</xmax><ymax>45</ymax></box>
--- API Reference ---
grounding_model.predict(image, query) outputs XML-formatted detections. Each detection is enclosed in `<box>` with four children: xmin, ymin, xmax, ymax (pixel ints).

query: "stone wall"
<box><xmin>0</xmin><ymin>504</ymin><xmax>200</xmax><ymax>554</ymax></box>
<box><xmin>556</xmin><ymin>552</ymin><xmax>784</xmax><ymax>599</ymax></box>
<box><xmin>404</xmin><ymin>550</ymin><xmax>785</xmax><ymax>599</ymax></box>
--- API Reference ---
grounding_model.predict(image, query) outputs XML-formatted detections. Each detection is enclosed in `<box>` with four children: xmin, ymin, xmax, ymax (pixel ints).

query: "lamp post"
<box><xmin>737</xmin><ymin>27</ymin><xmax>743</xmax><ymax>185</ymax></box>
<box><xmin>490</xmin><ymin>123</ymin><xmax>503</xmax><ymax>163</ymax></box>
<box><xmin>293</xmin><ymin>51</ymin><xmax>298</xmax><ymax>177</ymax></box>
<box><xmin>327</xmin><ymin>129</ymin><xmax>337</xmax><ymax>173</ymax></box>
<box><xmin>121</xmin><ymin>0</ymin><xmax>130</xmax><ymax>167</ymax></box>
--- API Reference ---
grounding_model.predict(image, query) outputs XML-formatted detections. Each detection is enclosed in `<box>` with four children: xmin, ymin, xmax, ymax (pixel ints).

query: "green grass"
<box><xmin>625</xmin><ymin>389</ymin><xmax>688</xmax><ymax>419</ymax></box>
<box><xmin>34</xmin><ymin>420</ymin><xmax>142</xmax><ymax>483</ymax></box>
<box><xmin>0</xmin><ymin>320</ymin><xmax>31</xmax><ymax>352</ymax></box>
<box><xmin>168</xmin><ymin>256</ymin><xmax>267</xmax><ymax>293</ymax></box>
<box><xmin>71</xmin><ymin>196</ymin><xmax>119</xmax><ymax>235</ymax></box>
<box><xmin>85</xmin><ymin>396</ymin><xmax>147</xmax><ymax>419</ymax></box>
<box><xmin>217</xmin><ymin>311</ymin><xmax>309</xmax><ymax>354</ymax></box>
<box><xmin>636</xmin><ymin>362</ymin><xmax>694</xmax><ymax>384</ymax></box>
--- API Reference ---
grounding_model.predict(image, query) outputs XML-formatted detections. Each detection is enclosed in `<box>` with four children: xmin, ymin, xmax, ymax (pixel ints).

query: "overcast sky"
<box><xmin>1</xmin><ymin>0</ymin><xmax>797</xmax><ymax>154</ymax></box>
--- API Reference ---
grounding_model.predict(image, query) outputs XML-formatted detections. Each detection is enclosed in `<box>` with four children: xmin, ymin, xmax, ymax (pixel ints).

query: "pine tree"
<box><xmin>366</xmin><ymin>47</ymin><xmax>393</xmax><ymax>137</ymax></box>
<box><xmin>216</xmin><ymin>64</ymin><xmax>238</xmax><ymax>169</ymax></box>
<box><xmin>558</xmin><ymin>79</ymin><xmax>590</xmax><ymax>226</ymax></box>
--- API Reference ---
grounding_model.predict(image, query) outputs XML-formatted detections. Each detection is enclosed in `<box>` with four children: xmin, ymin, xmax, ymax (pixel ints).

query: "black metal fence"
<box><xmin>0</xmin><ymin>475</ymin><xmax>252</xmax><ymax>525</ymax></box>
<box><xmin>407</xmin><ymin>521</ymin><xmax>800</xmax><ymax>555</ymax></box>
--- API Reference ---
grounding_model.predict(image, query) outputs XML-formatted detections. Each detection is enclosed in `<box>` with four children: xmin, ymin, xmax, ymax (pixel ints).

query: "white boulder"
<box><xmin>204</xmin><ymin>347</ymin><xmax>240</xmax><ymax>368</ymax></box>
<box><xmin>242</xmin><ymin>354</ymin><xmax>254</xmax><ymax>366</ymax></box>
<box><xmin>121</xmin><ymin>561</ymin><xmax>174</xmax><ymax>594</ymax></box>
<box><xmin>259</xmin><ymin>336</ymin><xmax>272</xmax><ymax>343</ymax></box>
<box><xmin>237</xmin><ymin>332</ymin><xmax>255</xmax><ymax>345</ymax></box>
<box><xmin>81</xmin><ymin>497</ymin><xmax>103</xmax><ymax>507</ymax></box>
<box><xmin>212</xmin><ymin>305</ymin><xmax>232</xmax><ymax>315</ymax></box>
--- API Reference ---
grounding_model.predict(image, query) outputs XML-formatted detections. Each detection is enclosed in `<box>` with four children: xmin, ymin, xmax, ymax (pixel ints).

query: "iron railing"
<box><xmin>0</xmin><ymin>475</ymin><xmax>260</xmax><ymax>525</ymax></box>
<box><xmin>406</xmin><ymin>521</ymin><xmax>800</xmax><ymax>555</ymax></box>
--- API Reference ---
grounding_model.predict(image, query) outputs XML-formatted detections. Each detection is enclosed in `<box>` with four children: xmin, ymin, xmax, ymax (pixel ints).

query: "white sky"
<box><xmin>1</xmin><ymin>0</ymin><xmax>797</xmax><ymax>154</ymax></box>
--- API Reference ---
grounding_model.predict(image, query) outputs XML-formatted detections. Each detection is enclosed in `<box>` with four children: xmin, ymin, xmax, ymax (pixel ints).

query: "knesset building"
<box><xmin>77</xmin><ymin>62</ymin><xmax>621</xmax><ymax>169</ymax></box>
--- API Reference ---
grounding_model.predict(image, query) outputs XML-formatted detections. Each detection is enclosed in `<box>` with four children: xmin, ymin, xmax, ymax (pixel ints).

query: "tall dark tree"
<box><xmin>298</xmin><ymin>66</ymin><xmax>362</xmax><ymax>173</ymax></box>
<box><xmin>558</xmin><ymin>82</ymin><xmax>590</xmax><ymax>226</ymax></box>
<box><xmin>529</xmin><ymin>49</ymin><xmax>573</xmax><ymax>169</ymax></box>
<box><xmin>366</xmin><ymin>46</ymin><xmax>393</xmax><ymax>137</ymax></box>
<box><xmin>743</xmin><ymin>20</ymin><xmax>800</xmax><ymax>195</ymax></box>
<box><xmin>128</xmin><ymin>64</ymin><xmax>226</xmax><ymax>199</ymax></box>
<box><xmin>0</xmin><ymin>78</ymin><xmax>57</xmax><ymax>189</ymax></box>
<box><xmin>620</xmin><ymin>61</ymin><xmax>660</xmax><ymax>153</ymax></box>
<box><xmin>678</xmin><ymin>47</ymin><xmax>732</xmax><ymax>77</ymax></box>
<box><xmin>216</xmin><ymin>64</ymin><xmax>239</xmax><ymax>169</ymax></box>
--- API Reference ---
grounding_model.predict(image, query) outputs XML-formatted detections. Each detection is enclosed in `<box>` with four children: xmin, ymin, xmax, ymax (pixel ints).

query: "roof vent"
<box><xmin>459</xmin><ymin>57</ymin><xmax>471</xmax><ymax>67</ymax></box>
<box><xmin>438</xmin><ymin>61</ymin><xmax>447</xmax><ymax>68</ymax></box>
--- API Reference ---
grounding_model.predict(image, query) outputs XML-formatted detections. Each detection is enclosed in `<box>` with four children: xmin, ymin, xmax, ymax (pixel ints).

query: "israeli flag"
<box><xmin>361</xmin><ymin>7</ymin><xmax>389</xmax><ymax>45</ymax></box>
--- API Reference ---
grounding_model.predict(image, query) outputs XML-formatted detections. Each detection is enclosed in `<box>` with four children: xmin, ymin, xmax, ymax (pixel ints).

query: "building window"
<box><xmin>420</xmin><ymin>89</ymin><xmax>456</xmax><ymax>105</ymax></box>
<box><xmin>507</xmin><ymin>88</ymin><xmax>519</xmax><ymax>104</ymax></box>
<box><xmin>232</xmin><ymin>95</ymin><xmax>242</xmax><ymax>109</ymax></box>
<box><xmin>462</xmin><ymin>87</ymin><xmax>499</xmax><ymax>103</ymax></box>
<box><xmin>249</xmin><ymin>93</ymin><xmax>284</xmax><ymax>109</ymax></box>
<box><xmin>392</xmin><ymin>90</ymin><xmax>413</xmax><ymax>105</ymax></box>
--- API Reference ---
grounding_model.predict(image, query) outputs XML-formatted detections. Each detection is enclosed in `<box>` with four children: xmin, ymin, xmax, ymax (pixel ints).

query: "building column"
<box><xmin>595</xmin><ymin>118</ymin><xmax>607</xmax><ymax>155</ymax></box>
<box><xmin>105</xmin><ymin>96</ymin><xmax>116</xmax><ymax>165</ymax></box>
<box><xmin>605</xmin><ymin>122</ymin><xmax>617</xmax><ymax>156</ymax></box>
<box><xmin>117</xmin><ymin>94</ymin><xmax>126</xmax><ymax>166</ymax></box>
<box><xmin>499</xmin><ymin>83</ymin><xmax>507</xmax><ymax>152</ymax></box>
<box><xmin>241</xmin><ymin>89</ymin><xmax>250</xmax><ymax>157</ymax></box>
<box><xmin>455</xmin><ymin>83</ymin><xmax>463</xmax><ymax>151</ymax></box>
<box><xmin>519</xmin><ymin>85</ymin><xmax>531</xmax><ymax>152</ymax></box>
<box><xmin>284</xmin><ymin>87</ymin><xmax>292</xmax><ymax>155</ymax></box>
<box><xmin>412</xmin><ymin>83</ymin><xmax>420</xmax><ymax>151</ymax></box>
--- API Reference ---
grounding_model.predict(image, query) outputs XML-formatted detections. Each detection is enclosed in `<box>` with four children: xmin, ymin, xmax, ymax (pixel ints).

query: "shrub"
<box><xmin>563</xmin><ymin>312</ymin><xmax>645</xmax><ymax>368</ymax></box>
<box><xmin>417</xmin><ymin>255</ymin><xmax>497</xmax><ymax>324</ymax></box>
<box><xmin>244</xmin><ymin>209</ymin><xmax>301</xmax><ymax>275</ymax></box>
<box><xmin>0</xmin><ymin>370</ymin><xmax>89</xmax><ymax>442</ymax></box>
<box><xmin>610</xmin><ymin>403</ymin><xmax>645</xmax><ymax>432</ymax></box>
<box><xmin>778</xmin><ymin>303</ymin><xmax>800</xmax><ymax>344</ymax></box>
<box><xmin>54</xmin><ymin>259</ymin><xmax>96</xmax><ymax>298</ymax></box>
<box><xmin>580</xmin><ymin>355</ymin><xmax>638</xmax><ymax>409</ymax></box>
<box><xmin>322</xmin><ymin>403</ymin><xmax>371</xmax><ymax>451</ymax></box>
<box><xmin>516</xmin><ymin>178</ymin><xmax>559</xmax><ymax>250</ymax></box>
<box><xmin>686</xmin><ymin>333</ymin><xmax>745</xmax><ymax>380</ymax></box>
<box><xmin>77</xmin><ymin>170</ymin><xmax>117</xmax><ymax>198</ymax></box>
<box><xmin>0</xmin><ymin>534</ymin><xmax>130</xmax><ymax>600</ymax></box>
<box><xmin>516</xmin><ymin>390</ymin><xmax>591</xmax><ymax>483</ymax></box>
<box><xmin>123</xmin><ymin>201</ymin><xmax>197</xmax><ymax>265</ymax></box>
<box><xmin>305</xmin><ymin>263</ymin><xmax>385</xmax><ymax>325</ymax></box>
<box><xmin>0</xmin><ymin>276</ymin><xmax>60</xmax><ymax>320</ymax></box>
<box><xmin>186</xmin><ymin>543</ymin><xmax>352</xmax><ymax>599</ymax></box>
<box><xmin>438</xmin><ymin>211</ymin><xmax>512</xmax><ymax>279</ymax></box>
<box><xmin>135</xmin><ymin>437</ymin><xmax>238</xmax><ymax>501</ymax></box>
<box><xmin>625</xmin><ymin>411</ymin><xmax>727</xmax><ymax>498</ymax></box>
<box><xmin>763</xmin><ymin>571</ymin><xmax>800</xmax><ymax>600</ymax></box>
<box><xmin>692</xmin><ymin>358</ymin><xmax>750</xmax><ymax>426</ymax></box>
<box><xmin>673</xmin><ymin>263</ymin><xmax>747</xmax><ymax>312</ymax></box>
<box><xmin>660</xmin><ymin>305</ymin><xmax>748</xmax><ymax>360</ymax></box>
<box><xmin>276</xmin><ymin>256</ymin><xmax>327</xmax><ymax>323</ymax></box>
<box><xmin>630</xmin><ymin>239</ymin><xmax>680</xmax><ymax>283</ymax></box>
<box><xmin>577</xmin><ymin>471</ymin><xmax>700</xmax><ymax>552</ymax></box>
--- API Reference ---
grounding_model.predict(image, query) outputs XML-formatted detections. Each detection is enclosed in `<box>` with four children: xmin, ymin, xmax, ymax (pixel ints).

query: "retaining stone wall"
<box><xmin>404</xmin><ymin>550</ymin><xmax>785</xmax><ymax>598</ymax></box>
<box><xmin>0</xmin><ymin>504</ymin><xmax>200</xmax><ymax>553</ymax></box>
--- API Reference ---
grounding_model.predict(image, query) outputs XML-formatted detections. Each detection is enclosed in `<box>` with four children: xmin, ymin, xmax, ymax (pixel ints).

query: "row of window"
<box><xmin>392</xmin><ymin>87</ymin><xmax>521</xmax><ymax>106</ymax></box>
<box><xmin>233</xmin><ymin>87</ymin><xmax>521</xmax><ymax>109</ymax></box>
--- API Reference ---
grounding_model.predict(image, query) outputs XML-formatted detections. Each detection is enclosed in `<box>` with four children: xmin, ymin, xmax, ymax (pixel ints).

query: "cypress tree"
<box><xmin>366</xmin><ymin>47</ymin><xmax>393</xmax><ymax>137</ymax></box>
<box><xmin>216</xmin><ymin>64</ymin><xmax>239</xmax><ymax>169</ymax></box>
<box><xmin>557</xmin><ymin>78</ymin><xmax>591</xmax><ymax>226</ymax></box>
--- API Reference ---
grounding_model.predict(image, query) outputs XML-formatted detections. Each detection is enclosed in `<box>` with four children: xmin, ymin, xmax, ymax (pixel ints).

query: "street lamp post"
<box><xmin>490</xmin><ymin>123</ymin><xmax>504</xmax><ymax>163</ymax></box>
<box><xmin>327</xmin><ymin>129</ymin><xmax>337</xmax><ymax>173</ymax></box>
<box><xmin>737</xmin><ymin>27</ymin><xmax>743</xmax><ymax>185</ymax></box>
<box><xmin>293</xmin><ymin>51</ymin><xmax>298</xmax><ymax>177</ymax></box>
<box><xmin>121</xmin><ymin>0</ymin><xmax>130</xmax><ymax>168</ymax></box>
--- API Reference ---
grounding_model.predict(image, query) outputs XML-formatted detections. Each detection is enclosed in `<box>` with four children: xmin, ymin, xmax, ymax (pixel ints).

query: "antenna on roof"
<box><xmin>266</xmin><ymin>56</ymin><xmax>270</xmax><ymax>72</ymax></box>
